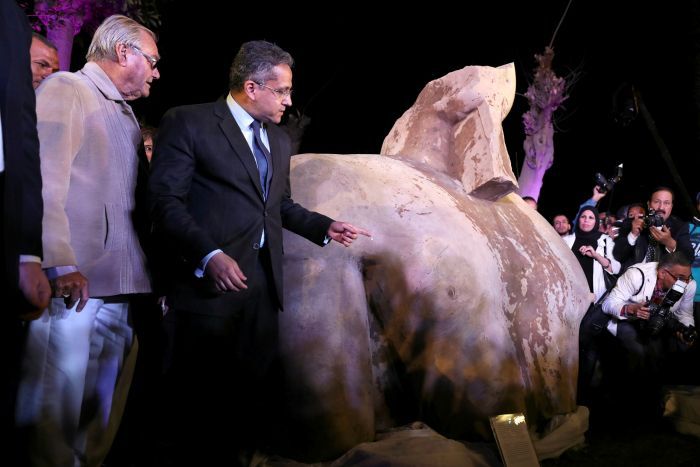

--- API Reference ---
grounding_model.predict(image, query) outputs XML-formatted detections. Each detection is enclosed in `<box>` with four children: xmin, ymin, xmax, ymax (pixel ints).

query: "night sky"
<box><xmin>77</xmin><ymin>1</ymin><xmax>700</xmax><ymax>222</ymax></box>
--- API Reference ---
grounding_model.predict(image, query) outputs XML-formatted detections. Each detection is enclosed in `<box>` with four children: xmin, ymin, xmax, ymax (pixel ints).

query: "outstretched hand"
<box><xmin>327</xmin><ymin>221</ymin><xmax>372</xmax><ymax>247</ymax></box>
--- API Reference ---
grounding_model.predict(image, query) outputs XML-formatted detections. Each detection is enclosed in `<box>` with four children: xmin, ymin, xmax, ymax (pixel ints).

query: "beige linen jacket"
<box><xmin>36</xmin><ymin>62</ymin><xmax>151</xmax><ymax>296</ymax></box>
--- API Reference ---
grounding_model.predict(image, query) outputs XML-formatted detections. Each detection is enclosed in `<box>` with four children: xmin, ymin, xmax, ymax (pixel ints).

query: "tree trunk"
<box><xmin>518</xmin><ymin>118</ymin><xmax>554</xmax><ymax>200</ymax></box>
<box><xmin>516</xmin><ymin>47</ymin><xmax>566</xmax><ymax>202</ymax></box>
<box><xmin>35</xmin><ymin>0</ymin><xmax>85</xmax><ymax>71</ymax></box>
<box><xmin>46</xmin><ymin>22</ymin><xmax>75</xmax><ymax>71</ymax></box>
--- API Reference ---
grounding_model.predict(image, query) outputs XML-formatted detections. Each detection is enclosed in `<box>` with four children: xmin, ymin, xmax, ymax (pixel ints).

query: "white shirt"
<box><xmin>602</xmin><ymin>261</ymin><xmax>696</xmax><ymax>335</ymax></box>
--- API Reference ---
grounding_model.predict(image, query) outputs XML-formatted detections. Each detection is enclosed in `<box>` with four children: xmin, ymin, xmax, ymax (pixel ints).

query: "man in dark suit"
<box><xmin>149</xmin><ymin>40</ymin><xmax>369</xmax><ymax>465</ymax></box>
<box><xmin>614</xmin><ymin>187</ymin><xmax>694</xmax><ymax>272</ymax></box>
<box><xmin>0</xmin><ymin>0</ymin><xmax>51</xmax><ymax>461</ymax></box>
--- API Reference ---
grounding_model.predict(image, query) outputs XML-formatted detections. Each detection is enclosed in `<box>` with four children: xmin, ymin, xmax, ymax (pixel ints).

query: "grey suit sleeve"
<box><xmin>36</xmin><ymin>75</ymin><xmax>84</xmax><ymax>268</ymax></box>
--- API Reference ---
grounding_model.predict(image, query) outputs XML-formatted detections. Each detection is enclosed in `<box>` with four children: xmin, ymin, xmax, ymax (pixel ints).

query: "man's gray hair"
<box><xmin>229</xmin><ymin>40</ymin><xmax>293</xmax><ymax>91</ymax></box>
<box><xmin>86</xmin><ymin>15</ymin><xmax>156</xmax><ymax>62</ymax></box>
<box><xmin>658</xmin><ymin>251</ymin><xmax>692</xmax><ymax>270</ymax></box>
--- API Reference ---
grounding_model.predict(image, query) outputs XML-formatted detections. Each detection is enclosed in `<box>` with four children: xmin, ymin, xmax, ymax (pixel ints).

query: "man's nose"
<box><xmin>152</xmin><ymin>68</ymin><xmax>161</xmax><ymax>80</ymax></box>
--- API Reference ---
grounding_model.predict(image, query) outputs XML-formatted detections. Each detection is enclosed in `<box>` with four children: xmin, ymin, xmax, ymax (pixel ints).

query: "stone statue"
<box><xmin>278</xmin><ymin>63</ymin><xmax>590</xmax><ymax>462</ymax></box>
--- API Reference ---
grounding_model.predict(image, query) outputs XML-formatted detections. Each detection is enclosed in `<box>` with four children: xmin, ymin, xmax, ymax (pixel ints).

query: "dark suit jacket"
<box><xmin>0</xmin><ymin>0</ymin><xmax>44</xmax><ymax>309</ymax></box>
<box><xmin>149</xmin><ymin>98</ymin><xmax>332</xmax><ymax>314</ymax></box>
<box><xmin>613</xmin><ymin>214</ymin><xmax>694</xmax><ymax>272</ymax></box>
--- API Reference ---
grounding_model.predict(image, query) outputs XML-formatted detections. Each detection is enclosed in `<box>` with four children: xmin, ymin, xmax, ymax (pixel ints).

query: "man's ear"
<box><xmin>115</xmin><ymin>43</ymin><xmax>129</xmax><ymax>66</ymax></box>
<box><xmin>243</xmin><ymin>80</ymin><xmax>257</xmax><ymax>99</ymax></box>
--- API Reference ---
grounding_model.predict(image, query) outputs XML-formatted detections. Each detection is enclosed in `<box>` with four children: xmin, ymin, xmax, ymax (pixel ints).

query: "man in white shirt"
<box><xmin>602</xmin><ymin>252</ymin><xmax>695</xmax><ymax>416</ymax></box>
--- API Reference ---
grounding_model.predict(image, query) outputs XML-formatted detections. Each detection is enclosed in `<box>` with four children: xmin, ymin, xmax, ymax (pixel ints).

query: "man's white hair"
<box><xmin>86</xmin><ymin>15</ymin><xmax>156</xmax><ymax>62</ymax></box>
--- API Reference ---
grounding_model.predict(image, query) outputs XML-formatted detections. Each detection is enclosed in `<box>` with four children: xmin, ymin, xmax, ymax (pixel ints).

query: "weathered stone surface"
<box><xmin>278</xmin><ymin>64</ymin><xmax>589</xmax><ymax>462</ymax></box>
<box><xmin>381</xmin><ymin>64</ymin><xmax>518</xmax><ymax>201</ymax></box>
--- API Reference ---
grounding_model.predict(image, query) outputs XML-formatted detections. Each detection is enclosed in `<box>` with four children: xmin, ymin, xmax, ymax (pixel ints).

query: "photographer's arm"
<box><xmin>591</xmin><ymin>186</ymin><xmax>606</xmax><ymax>204</ymax></box>
<box><xmin>649</xmin><ymin>225</ymin><xmax>676</xmax><ymax>253</ymax></box>
<box><xmin>602</xmin><ymin>267</ymin><xmax>645</xmax><ymax>319</ymax></box>
<box><xmin>612</xmin><ymin>218</ymin><xmax>643</xmax><ymax>264</ymax></box>
<box><xmin>580</xmin><ymin>186</ymin><xmax>607</xmax><ymax>210</ymax></box>
<box><xmin>674</xmin><ymin>281</ymin><xmax>696</xmax><ymax>345</ymax></box>
<box><xmin>668</xmin><ymin>222</ymin><xmax>694</xmax><ymax>260</ymax></box>
<box><xmin>676</xmin><ymin>280</ymin><xmax>696</xmax><ymax>328</ymax></box>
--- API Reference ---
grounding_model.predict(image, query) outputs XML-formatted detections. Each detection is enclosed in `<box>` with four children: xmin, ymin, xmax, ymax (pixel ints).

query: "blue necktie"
<box><xmin>250</xmin><ymin>120</ymin><xmax>270</xmax><ymax>199</ymax></box>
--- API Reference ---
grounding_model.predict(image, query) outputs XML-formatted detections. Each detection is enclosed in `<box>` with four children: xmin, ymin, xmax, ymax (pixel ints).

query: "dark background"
<box><xmin>74</xmin><ymin>1</ymin><xmax>700</xmax><ymax>222</ymax></box>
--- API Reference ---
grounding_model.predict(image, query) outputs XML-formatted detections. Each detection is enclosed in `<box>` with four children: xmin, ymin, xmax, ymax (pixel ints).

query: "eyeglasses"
<box><xmin>130</xmin><ymin>45</ymin><xmax>159</xmax><ymax>70</ymax></box>
<box><xmin>256</xmin><ymin>82</ymin><xmax>292</xmax><ymax>99</ymax></box>
<box><xmin>664</xmin><ymin>268</ymin><xmax>693</xmax><ymax>283</ymax></box>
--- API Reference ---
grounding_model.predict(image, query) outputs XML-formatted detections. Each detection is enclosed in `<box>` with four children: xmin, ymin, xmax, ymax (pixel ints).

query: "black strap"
<box><xmin>628</xmin><ymin>266</ymin><xmax>645</xmax><ymax>297</ymax></box>
<box><xmin>594</xmin><ymin>265</ymin><xmax>645</xmax><ymax>307</ymax></box>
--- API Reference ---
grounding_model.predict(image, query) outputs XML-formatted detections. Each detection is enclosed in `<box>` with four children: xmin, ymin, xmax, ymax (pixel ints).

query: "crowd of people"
<box><xmin>544</xmin><ymin>185</ymin><xmax>699</xmax><ymax>421</ymax></box>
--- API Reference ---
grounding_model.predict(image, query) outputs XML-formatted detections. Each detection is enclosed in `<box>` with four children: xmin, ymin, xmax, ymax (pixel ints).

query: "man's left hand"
<box><xmin>649</xmin><ymin>225</ymin><xmax>675</xmax><ymax>250</ymax></box>
<box><xmin>327</xmin><ymin>222</ymin><xmax>372</xmax><ymax>247</ymax></box>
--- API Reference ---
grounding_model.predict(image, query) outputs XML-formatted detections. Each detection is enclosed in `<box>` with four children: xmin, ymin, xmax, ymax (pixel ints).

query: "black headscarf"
<box><xmin>571</xmin><ymin>206</ymin><xmax>603</xmax><ymax>292</ymax></box>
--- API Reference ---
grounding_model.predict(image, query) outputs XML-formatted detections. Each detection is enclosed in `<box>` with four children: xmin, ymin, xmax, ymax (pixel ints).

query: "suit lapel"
<box><xmin>214</xmin><ymin>100</ymin><xmax>265</xmax><ymax>200</ymax></box>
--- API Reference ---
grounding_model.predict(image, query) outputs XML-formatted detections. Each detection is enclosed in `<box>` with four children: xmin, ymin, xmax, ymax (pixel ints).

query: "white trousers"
<box><xmin>16</xmin><ymin>298</ymin><xmax>135</xmax><ymax>467</ymax></box>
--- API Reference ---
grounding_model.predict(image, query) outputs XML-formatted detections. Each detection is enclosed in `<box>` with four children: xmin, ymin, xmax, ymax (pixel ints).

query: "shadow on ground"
<box><xmin>542</xmin><ymin>399</ymin><xmax>700</xmax><ymax>467</ymax></box>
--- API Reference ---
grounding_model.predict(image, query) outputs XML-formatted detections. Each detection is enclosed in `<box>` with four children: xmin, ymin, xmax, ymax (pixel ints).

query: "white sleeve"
<box><xmin>674</xmin><ymin>280</ymin><xmax>696</xmax><ymax>327</ymax></box>
<box><xmin>602</xmin><ymin>267</ymin><xmax>644</xmax><ymax>319</ymax></box>
<box><xmin>605</xmin><ymin>237</ymin><xmax>621</xmax><ymax>274</ymax></box>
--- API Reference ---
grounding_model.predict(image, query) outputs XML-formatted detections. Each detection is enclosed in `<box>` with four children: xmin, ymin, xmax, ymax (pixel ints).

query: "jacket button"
<box><xmin>253</xmin><ymin>242</ymin><xmax>260</xmax><ymax>250</ymax></box>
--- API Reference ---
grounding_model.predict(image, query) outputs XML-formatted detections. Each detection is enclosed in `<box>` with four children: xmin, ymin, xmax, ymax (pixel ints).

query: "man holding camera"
<box><xmin>613</xmin><ymin>187</ymin><xmax>694</xmax><ymax>272</ymax></box>
<box><xmin>601</xmin><ymin>252</ymin><xmax>695</xmax><ymax>415</ymax></box>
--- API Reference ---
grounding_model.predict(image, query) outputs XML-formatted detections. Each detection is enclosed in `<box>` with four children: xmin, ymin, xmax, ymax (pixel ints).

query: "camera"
<box><xmin>645</xmin><ymin>279</ymin><xmax>687</xmax><ymax>336</ymax></box>
<box><xmin>594</xmin><ymin>163</ymin><xmax>623</xmax><ymax>194</ymax></box>
<box><xmin>642</xmin><ymin>208</ymin><xmax>665</xmax><ymax>229</ymax></box>
<box><xmin>667</xmin><ymin>319</ymin><xmax>698</xmax><ymax>344</ymax></box>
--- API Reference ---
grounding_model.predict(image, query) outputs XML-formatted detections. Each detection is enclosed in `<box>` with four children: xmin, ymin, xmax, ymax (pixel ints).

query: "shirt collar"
<box><xmin>226</xmin><ymin>93</ymin><xmax>260</xmax><ymax>133</ymax></box>
<box><xmin>79</xmin><ymin>62</ymin><xmax>125</xmax><ymax>102</ymax></box>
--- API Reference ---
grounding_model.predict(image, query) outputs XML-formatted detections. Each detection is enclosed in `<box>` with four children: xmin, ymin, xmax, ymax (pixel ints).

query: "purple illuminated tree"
<box><xmin>516</xmin><ymin>46</ymin><xmax>568</xmax><ymax>201</ymax></box>
<box><xmin>24</xmin><ymin>0</ymin><xmax>161</xmax><ymax>71</ymax></box>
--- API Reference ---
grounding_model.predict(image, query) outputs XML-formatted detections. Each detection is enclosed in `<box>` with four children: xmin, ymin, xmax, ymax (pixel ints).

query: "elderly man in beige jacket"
<box><xmin>16</xmin><ymin>15</ymin><xmax>159</xmax><ymax>467</ymax></box>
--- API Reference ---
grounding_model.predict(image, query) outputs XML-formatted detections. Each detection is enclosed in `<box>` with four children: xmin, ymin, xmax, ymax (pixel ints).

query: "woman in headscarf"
<box><xmin>564</xmin><ymin>206</ymin><xmax>620</xmax><ymax>301</ymax></box>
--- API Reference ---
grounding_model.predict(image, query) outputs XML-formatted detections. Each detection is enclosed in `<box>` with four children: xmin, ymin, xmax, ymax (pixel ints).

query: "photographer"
<box><xmin>601</xmin><ymin>253</ymin><xmax>695</xmax><ymax>415</ymax></box>
<box><xmin>613</xmin><ymin>187</ymin><xmax>694</xmax><ymax>272</ymax></box>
